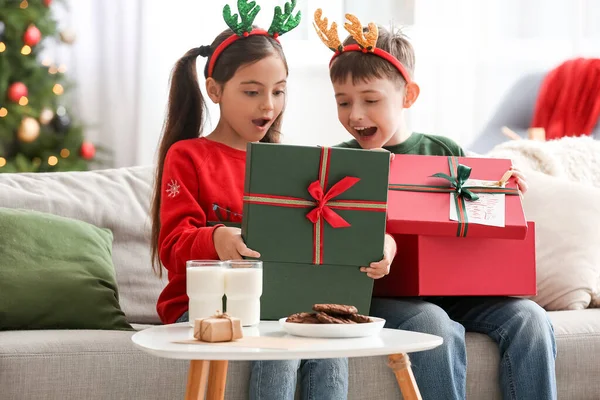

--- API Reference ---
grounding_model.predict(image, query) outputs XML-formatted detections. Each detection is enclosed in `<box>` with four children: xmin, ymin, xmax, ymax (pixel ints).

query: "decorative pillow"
<box><xmin>0</xmin><ymin>208</ymin><xmax>132</xmax><ymax>330</ymax></box>
<box><xmin>521</xmin><ymin>170</ymin><xmax>600</xmax><ymax>310</ymax></box>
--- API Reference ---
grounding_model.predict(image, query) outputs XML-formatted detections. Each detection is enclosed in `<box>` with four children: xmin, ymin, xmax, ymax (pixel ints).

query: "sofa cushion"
<box><xmin>0</xmin><ymin>166</ymin><xmax>163</xmax><ymax>324</ymax></box>
<box><xmin>521</xmin><ymin>170</ymin><xmax>600</xmax><ymax>310</ymax></box>
<box><xmin>0</xmin><ymin>208</ymin><xmax>131</xmax><ymax>331</ymax></box>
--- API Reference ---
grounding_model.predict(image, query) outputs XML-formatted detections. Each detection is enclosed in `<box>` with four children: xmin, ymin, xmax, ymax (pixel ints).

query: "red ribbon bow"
<box><xmin>306</xmin><ymin>177</ymin><xmax>360</xmax><ymax>228</ymax></box>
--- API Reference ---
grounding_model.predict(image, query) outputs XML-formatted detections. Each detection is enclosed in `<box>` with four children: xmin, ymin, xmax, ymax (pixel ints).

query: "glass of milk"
<box><xmin>186</xmin><ymin>260</ymin><xmax>226</xmax><ymax>327</ymax></box>
<box><xmin>224</xmin><ymin>260</ymin><xmax>263</xmax><ymax>326</ymax></box>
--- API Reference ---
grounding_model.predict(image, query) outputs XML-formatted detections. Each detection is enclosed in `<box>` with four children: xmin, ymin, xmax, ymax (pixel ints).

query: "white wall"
<box><xmin>60</xmin><ymin>0</ymin><xmax>600</xmax><ymax>167</ymax></box>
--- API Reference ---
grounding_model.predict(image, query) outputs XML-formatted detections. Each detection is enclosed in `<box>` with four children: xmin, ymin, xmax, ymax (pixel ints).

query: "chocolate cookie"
<box><xmin>348</xmin><ymin>314</ymin><xmax>372</xmax><ymax>324</ymax></box>
<box><xmin>312</xmin><ymin>304</ymin><xmax>358</xmax><ymax>316</ymax></box>
<box><xmin>286</xmin><ymin>312</ymin><xmax>320</xmax><ymax>324</ymax></box>
<box><xmin>316</xmin><ymin>312</ymin><xmax>357</xmax><ymax>324</ymax></box>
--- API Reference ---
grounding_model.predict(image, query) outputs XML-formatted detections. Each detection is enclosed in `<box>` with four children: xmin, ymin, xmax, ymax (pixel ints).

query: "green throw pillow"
<box><xmin>0</xmin><ymin>208</ymin><xmax>132</xmax><ymax>331</ymax></box>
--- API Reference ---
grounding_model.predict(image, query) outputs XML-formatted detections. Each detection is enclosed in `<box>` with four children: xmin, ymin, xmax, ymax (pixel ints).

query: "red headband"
<box><xmin>314</xmin><ymin>9</ymin><xmax>413</xmax><ymax>85</ymax></box>
<box><xmin>208</xmin><ymin>29</ymin><xmax>278</xmax><ymax>77</ymax></box>
<box><xmin>329</xmin><ymin>44</ymin><xmax>412</xmax><ymax>84</ymax></box>
<box><xmin>206</xmin><ymin>1</ymin><xmax>301</xmax><ymax>78</ymax></box>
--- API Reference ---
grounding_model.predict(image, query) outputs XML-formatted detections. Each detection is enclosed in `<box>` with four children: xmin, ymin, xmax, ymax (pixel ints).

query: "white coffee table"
<box><xmin>132</xmin><ymin>322</ymin><xmax>443</xmax><ymax>400</ymax></box>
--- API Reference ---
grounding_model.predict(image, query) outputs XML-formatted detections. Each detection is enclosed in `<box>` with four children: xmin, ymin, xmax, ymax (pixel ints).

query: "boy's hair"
<box><xmin>330</xmin><ymin>25</ymin><xmax>415</xmax><ymax>86</ymax></box>
<box><xmin>150</xmin><ymin>28</ymin><xmax>288</xmax><ymax>276</ymax></box>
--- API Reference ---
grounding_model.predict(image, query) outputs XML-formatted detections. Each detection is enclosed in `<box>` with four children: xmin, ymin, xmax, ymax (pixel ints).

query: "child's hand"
<box><xmin>213</xmin><ymin>226</ymin><xmax>260</xmax><ymax>260</ymax></box>
<box><xmin>510</xmin><ymin>166</ymin><xmax>528</xmax><ymax>194</ymax></box>
<box><xmin>360</xmin><ymin>234</ymin><xmax>397</xmax><ymax>279</ymax></box>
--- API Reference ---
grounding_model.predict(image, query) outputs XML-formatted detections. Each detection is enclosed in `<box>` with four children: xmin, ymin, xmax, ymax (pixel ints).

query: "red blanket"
<box><xmin>531</xmin><ymin>57</ymin><xmax>600</xmax><ymax>140</ymax></box>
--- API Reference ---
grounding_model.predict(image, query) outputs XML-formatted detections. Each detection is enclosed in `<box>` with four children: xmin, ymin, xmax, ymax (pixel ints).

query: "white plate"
<box><xmin>278</xmin><ymin>317</ymin><xmax>386</xmax><ymax>338</ymax></box>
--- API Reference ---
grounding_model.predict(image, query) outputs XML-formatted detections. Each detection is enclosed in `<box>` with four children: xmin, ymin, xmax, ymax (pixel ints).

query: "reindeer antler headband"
<box><xmin>207</xmin><ymin>0</ymin><xmax>301</xmax><ymax>77</ymax></box>
<box><xmin>313</xmin><ymin>9</ymin><xmax>412</xmax><ymax>84</ymax></box>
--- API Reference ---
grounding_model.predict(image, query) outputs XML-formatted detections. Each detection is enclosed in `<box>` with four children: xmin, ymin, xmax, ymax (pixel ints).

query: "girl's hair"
<box><xmin>151</xmin><ymin>28</ymin><xmax>288</xmax><ymax>276</ymax></box>
<box><xmin>330</xmin><ymin>25</ymin><xmax>415</xmax><ymax>87</ymax></box>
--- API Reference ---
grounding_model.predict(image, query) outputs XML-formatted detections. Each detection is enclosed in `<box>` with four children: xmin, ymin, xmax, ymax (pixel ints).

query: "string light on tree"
<box><xmin>0</xmin><ymin>157</ymin><xmax>6</xmax><ymax>168</ymax></box>
<box><xmin>60</xmin><ymin>148</ymin><xmax>70</xmax><ymax>158</ymax></box>
<box><xmin>19</xmin><ymin>1</ymin><xmax>28</xmax><ymax>9</ymax></box>
<box><xmin>0</xmin><ymin>43</ymin><xmax>6</xmax><ymax>53</ymax></box>
<box><xmin>0</xmin><ymin>108</ymin><xmax>7</xmax><ymax>118</ymax></box>
<box><xmin>48</xmin><ymin>156</ymin><xmax>58</xmax><ymax>166</ymax></box>
<box><xmin>18</xmin><ymin>97</ymin><xmax>28</xmax><ymax>106</ymax></box>
<box><xmin>21</xmin><ymin>45</ymin><xmax>31</xmax><ymax>55</ymax></box>
<box><xmin>17</xmin><ymin>117</ymin><xmax>40</xmax><ymax>143</ymax></box>
<box><xmin>52</xmin><ymin>84</ymin><xmax>64</xmax><ymax>95</ymax></box>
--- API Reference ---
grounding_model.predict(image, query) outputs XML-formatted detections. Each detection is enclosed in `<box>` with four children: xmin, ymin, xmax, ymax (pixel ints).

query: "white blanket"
<box><xmin>486</xmin><ymin>135</ymin><xmax>600</xmax><ymax>188</ymax></box>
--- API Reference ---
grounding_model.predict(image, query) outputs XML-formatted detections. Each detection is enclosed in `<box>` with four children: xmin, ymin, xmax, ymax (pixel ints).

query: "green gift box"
<box><xmin>242</xmin><ymin>142</ymin><xmax>390</xmax><ymax>320</ymax></box>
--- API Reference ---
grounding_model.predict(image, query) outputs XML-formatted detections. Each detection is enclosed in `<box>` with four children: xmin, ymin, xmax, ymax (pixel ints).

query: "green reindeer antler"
<box><xmin>223</xmin><ymin>0</ymin><xmax>261</xmax><ymax>36</ymax></box>
<box><xmin>268</xmin><ymin>0</ymin><xmax>302</xmax><ymax>37</ymax></box>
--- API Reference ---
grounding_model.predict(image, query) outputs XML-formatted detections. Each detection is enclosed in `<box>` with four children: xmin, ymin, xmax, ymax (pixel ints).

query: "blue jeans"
<box><xmin>370</xmin><ymin>297</ymin><xmax>557</xmax><ymax>400</ymax></box>
<box><xmin>177</xmin><ymin>312</ymin><xmax>348</xmax><ymax>399</ymax></box>
<box><xmin>250</xmin><ymin>359</ymin><xmax>348</xmax><ymax>400</ymax></box>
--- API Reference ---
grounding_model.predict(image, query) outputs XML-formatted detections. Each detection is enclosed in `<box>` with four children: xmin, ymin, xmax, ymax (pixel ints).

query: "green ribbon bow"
<box><xmin>430</xmin><ymin>163</ymin><xmax>480</xmax><ymax>202</ymax></box>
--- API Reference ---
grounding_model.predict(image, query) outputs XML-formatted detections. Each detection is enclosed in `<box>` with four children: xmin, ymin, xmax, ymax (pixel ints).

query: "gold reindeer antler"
<box><xmin>344</xmin><ymin>14</ymin><xmax>378</xmax><ymax>50</ymax></box>
<box><xmin>313</xmin><ymin>8</ymin><xmax>343</xmax><ymax>52</ymax></box>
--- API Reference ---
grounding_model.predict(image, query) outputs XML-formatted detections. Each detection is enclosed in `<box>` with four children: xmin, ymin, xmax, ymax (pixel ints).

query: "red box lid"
<box><xmin>386</xmin><ymin>154</ymin><xmax>527</xmax><ymax>239</ymax></box>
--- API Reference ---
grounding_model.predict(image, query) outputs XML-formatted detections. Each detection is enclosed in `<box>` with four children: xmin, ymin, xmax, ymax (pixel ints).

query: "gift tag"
<box><xmin>449</xmin><ymin>179</ymin><xmax>506</xmax><ymax>228</ymax></box>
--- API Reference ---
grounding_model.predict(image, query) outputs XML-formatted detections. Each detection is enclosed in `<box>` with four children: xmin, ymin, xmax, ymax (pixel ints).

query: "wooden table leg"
<box><xmin>388</xmin><ymin>353</ymin><xmax>422</xmax><ymax>400</ymax></box>
<box><xmin>206</xmin><ymin>360</ymin><xmax>229</xmax><ymax>400</ymax></box>
<box><xmin>185</xmin><ymin>360</ymin><xmax>209</xmax><ymax>400</ymax></box>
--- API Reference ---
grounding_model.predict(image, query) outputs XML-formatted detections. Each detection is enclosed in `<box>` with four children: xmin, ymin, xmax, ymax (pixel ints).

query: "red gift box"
<box><xmin>376</xmin><ymin>155</ymin><xmax>536</xmax><ymax>296</ymax></box>
<box><xmin>386</xmin><ymin>155</ymin><xmax>527</xmax><ymax>239</ymax></box>
<box><xmin>373</xmin><ymin>222</ymin><xmax>536</xmax><ymax>296</ymax></box>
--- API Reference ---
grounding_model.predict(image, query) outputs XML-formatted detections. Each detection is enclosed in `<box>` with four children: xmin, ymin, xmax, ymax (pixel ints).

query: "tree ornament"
<box><xmin>18</xmin><ymin>117</ymin><xmax>41</xmax><ymax>143</ymax></box>
<box><xmin>52</xmin><ymin>114</ymin><xmax>71</xmax><ymax>133</ymax></box>
<box><xmin>7</xmin><ymin>82</ymin><xmax>28</xmax><ymax>102</ymax></box>
<box><xmin>59</xmin><ymin>29</ymin><xmax>76</xmax><ymax>44</ymax></box>
<box><xmin>80</xmin><ymin>141</ymin><xmax>95</xmax><ymax>160</ymax></box>
<box><xmin>23</xmin><ymin>25</ymin><xmax>42</xmax><ymax>47</ymax></box>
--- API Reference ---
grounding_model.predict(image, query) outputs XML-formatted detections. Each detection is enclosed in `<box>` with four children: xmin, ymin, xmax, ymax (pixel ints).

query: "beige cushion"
<box><xmin>522</xmin><ymin>170</ymin><xmax>600</xmax><ymax>310</ymax></box>
<box><xmin>0</xmin><ymin>166</ymin><xmax>163</xmax><ymax>324</ymax></box>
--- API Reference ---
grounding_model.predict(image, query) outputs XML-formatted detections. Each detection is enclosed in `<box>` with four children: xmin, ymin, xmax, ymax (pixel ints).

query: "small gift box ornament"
<box><xmin>193</xmin><ymin>312</ymin><xmax>243</xmax><ymax>343</ymax></box>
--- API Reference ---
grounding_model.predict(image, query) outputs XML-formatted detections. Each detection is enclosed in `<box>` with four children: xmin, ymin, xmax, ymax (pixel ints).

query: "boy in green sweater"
<box><xmin>315</xmin><ymin>9</ymin><xmax>556</xmax><ymax>400</ymax></box>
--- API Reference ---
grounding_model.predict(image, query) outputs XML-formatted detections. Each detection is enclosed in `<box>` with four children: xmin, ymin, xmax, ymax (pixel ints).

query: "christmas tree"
<box><xmin>0</xmin><ymin>0</ymin><xmax>97</xmax><ymax>173</ymax></box>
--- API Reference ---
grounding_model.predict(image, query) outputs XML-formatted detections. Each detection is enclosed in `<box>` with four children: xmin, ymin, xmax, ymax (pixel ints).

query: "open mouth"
<box><xmin>354</xmin><ymin>126</ymin><xmax>377</xmax><ymax>137</ymax></box>
<box><xmin>252</xmin><ymin>118</ymin><xmax>271</xmax><ymax>128</ymax></box>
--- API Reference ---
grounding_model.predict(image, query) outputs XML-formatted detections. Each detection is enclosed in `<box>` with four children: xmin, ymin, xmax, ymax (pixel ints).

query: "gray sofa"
<box><xmin>1</xmin><ymin>165</ymin><xmax>600</xmax><ymax>399</ymax></box>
